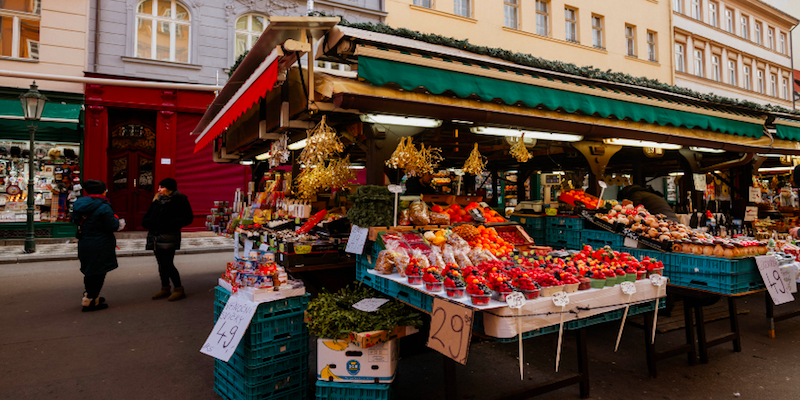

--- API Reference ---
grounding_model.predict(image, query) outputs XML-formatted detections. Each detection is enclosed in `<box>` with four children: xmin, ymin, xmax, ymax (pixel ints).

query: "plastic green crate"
<box><xmin>216</xmin><ymin>352</ymin><xmax>309</xmax><ymax>385</ymax></box>
<box><xmin>546</xmin><ymin>216</ymin><xmax>584</xmax><ymax>230</ymax></box>
<box><xmin>215</xmin><ymin>286</ymin><xmax>310</xmax><ymax>323</ymax></box>
<box><xmin>214</xmin><ymin>309</ymin><xmax>307</xmax><ymax>344</ymax></box>
<box><xmin>316</xmin><ymin>380</ymin><xmax>393</xmax><ymax>400</ymax></box>
<box><xmin>545</xmin><ymin>227</ymin><xmax>581</xmax><ymax>249</ymax></box>
<box><xmin>213</xmin><ymin>364</ymin><xmax>308</xmax><ymax>400</ymax></box>
<box><xmin>669</xmin><ymin>272</ymin><xmax>765</xmax><ymax>294</ymax></box>
<box><xmin>667</xmin><ymin>253</ymin><xmax>757</xmax><ymax>275</ymax></box>
<box><xmin>232</xmin><ymin>335</ymin><xmax>310</xmax><ymax>368</ymax></box>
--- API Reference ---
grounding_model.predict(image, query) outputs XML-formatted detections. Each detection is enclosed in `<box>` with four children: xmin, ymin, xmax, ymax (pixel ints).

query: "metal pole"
<box><xmin>24</xmin><ymin>124</ymin><xmax>36</xmax><ymax>253</ymax></box>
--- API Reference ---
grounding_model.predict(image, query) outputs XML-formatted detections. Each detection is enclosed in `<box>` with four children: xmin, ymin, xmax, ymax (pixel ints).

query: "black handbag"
<box><xmin>147</xmin><ymin>232</ymin><xmax>180</xmax><ymax>251</ymax></box>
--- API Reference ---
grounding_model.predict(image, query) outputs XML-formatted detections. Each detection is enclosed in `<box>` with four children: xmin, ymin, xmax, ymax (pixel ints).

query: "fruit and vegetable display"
<box><xmin>559</xmin><ymin>189</ymin><xmax>602</xmax><ymax>209</ymax></box>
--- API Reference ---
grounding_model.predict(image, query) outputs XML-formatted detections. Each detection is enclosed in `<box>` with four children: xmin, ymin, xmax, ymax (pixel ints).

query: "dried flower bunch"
<box><xmin>509</xmin><ymin>134</ymin><xmax>532</xmax><ymax>163</ymax></box>
<box><xmin>463</xmin><ymin>143</ymin><xmax>486</xmax><ymax>175</ymax></box>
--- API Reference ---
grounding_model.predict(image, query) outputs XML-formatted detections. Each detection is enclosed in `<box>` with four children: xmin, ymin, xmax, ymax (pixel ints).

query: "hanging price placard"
<box><xmin>756</xmin><ymin>256</ymin><xmax>795</xmax><ymax>305</ymax></box>
<box><xmin>200</xmin><ymin>293</ymin><xmax>258</xmax><ymax>362</ymax></box>
<box><xmin>427</xmin><ymin>298</ymin><xmax>474</xmax><ymax>365</ymax></box>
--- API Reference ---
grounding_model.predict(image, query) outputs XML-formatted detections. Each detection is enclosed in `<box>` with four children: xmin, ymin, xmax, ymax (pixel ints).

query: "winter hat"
<box><xmin>82</xmin><ymin>180</ymin><xmax>106</xmax><ymax>195</ymax></box>
<box><xmin>158</xmin><ymin>178</ymin><xmax>177</xmax><ymax>191</ymax></box>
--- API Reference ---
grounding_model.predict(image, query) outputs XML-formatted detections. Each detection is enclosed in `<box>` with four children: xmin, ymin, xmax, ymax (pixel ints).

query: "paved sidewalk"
<box><xmin>0</xmin><ymin>233</ymin><xmax>235</xmax><ymax>264</ymax></box>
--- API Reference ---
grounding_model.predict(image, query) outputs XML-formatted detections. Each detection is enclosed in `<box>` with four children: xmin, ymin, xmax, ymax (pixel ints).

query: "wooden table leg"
<box><xmin>683</xmin><ymin>299</ymin><xmax>697</xmax><ymax>366</ymax></box>
<box><xmin>728</xmin><ymin>297</ymin><xmax>742</xmax><ymax>353</ymax></box>
<box><xmin>766</xmin><ymin>291</ymin><xmax>776</xmax><ymax>339</ymax></box>
<box><xmin>693</xmin><ymin>300</ymin><xmax>709</xmax><ymax>364</ymax></box>
<box><xmin>643</xmin><ymin>310</ymin><xmax>658</xmax><ymax>378</ymax></box>
<box><xmin>576</xmin><ymin>328</ymin><xmax>590</xmax><ymax>399</ymax></box>
<box><xmin>444</xmin><ymin>355</ymin><xmax>457</xmax><ymax>400</ymax></box>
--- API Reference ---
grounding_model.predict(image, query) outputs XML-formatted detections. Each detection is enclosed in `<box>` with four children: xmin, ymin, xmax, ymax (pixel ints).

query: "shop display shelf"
<box><xmin>214</xmin><ymin>309</ymin><xmax>307</xmax><ymax>343</ymax></box>
<box><xmin>215</xmin><ymin>352</ymin><xmax>309</xmax><ymax>385</ymax></box>
<box><xmin>546</xmin><ymin>216</ymin><xmax>584</xmax><ymax>230</ymax></box>
<box><xmin>315</xmin><ymin>380</ymin><xmax>393</xmax><ymax>400</ymax></box>
<box><xmin>233</xmin><ymin>335</ymin><xmax>311</xmax><ymax>368</ymax></box>
<box><xmin>581</xmin><ymin>230</ymin><xmax>623</xmax><ymax>248</ymax></box>
<box><xmin>667</xmin><ymin>254</ymin><xmax>758</xmax><ymax>275</ymax></box>
<box><xmin>215</xmin><ymin>286</ymin><xmax>310</xmax><ymax>323</ymax></box>
<box><xmin>668</xmin><ymin>272</ymin><xmax>765</xmax><ymax>295</ymax></box>
<box><xmin>213</xmin><ymin>363</ymin><xmax>308</xmax><ymax>400</ymax></box>
<box><xmin>357</xmin><ymin>272</ymin><xmax>392</xmax><ymax>294</ymax></box>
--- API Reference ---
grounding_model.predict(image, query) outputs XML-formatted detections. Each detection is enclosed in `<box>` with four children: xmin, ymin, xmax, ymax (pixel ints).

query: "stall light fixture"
<box><xmin>552</xmin><ymin>171</ymin><xmax>566</xmax><ymax>175</ymax></box>
<box><xmin>240</xmin><ymin>160</ymin><xmax>254</xmax><ymax>165</ymax></box>
<box><xmin>349</xmin><ymin>165</ymin><xmax>365</xmax><ymax>170</ymax></box>
<box><xmin>756</xmin><ymin>153</ymin><xmax>785</xmax><ymax>157</ymax></box>
<box><xmin>255</xmin><ymin>152</ymin><xmax>272</xmax><ymax>160</ymax></box>
<box><xmin>668</xmin><ymin>172</ymin><xmax>684</xmax><ymax>176</ymax></box>
<box><xmin>689</xmin><ymin>146</ymin><xmax>725</xmax><ymax>153</ymax></box>
<box><xmin>758</xmin><ymin>166</ymin><xmax>795</xmax><ymax>172</ymax></box>
<box><xmin>603</xmin><ymin>138</ymin><xmax>682</xmax><ymax>150</ymax></box>
<box><xmin>451</xmin><ymin>120</ymin><xmax>474</xmax><ymax>125</ymax></box>
<box><xmin>360</xmin><ymin>114</ymin><xmax>443</xmax><ymax>128</ymax></box>
<box><xmin>470</xmin><ymin>127</ymin><xmax>583</xmax><ymax>142</ymax></box>
<box><xmin>287</xmin><ymin>138</ymin><xmax>307</xmax><ymax>151</ymax></box>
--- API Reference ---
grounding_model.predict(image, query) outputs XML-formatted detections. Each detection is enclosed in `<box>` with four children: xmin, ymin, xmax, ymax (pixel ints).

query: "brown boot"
<box><xmin>152</xmin><ymin>286</ymin><xmax>171</xmax><ymax>300</ymax></box>
<box><xmin>167</xmin><ymin>286</ymin><xmax>186</xmax><ymax>302</ymax></box>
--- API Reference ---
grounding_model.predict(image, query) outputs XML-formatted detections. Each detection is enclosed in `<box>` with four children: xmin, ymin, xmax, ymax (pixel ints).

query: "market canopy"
<box><xmin>0</xmin><ymin>98</ymin><xmax>81</xmax><ymax>143</ymax></box>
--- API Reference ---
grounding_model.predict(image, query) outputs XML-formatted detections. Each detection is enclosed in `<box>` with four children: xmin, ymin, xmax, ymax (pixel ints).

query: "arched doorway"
<box><xmin>107</xmin><ymin>123</ymin><xmax>156</xmax><ymax>230</ymax></box>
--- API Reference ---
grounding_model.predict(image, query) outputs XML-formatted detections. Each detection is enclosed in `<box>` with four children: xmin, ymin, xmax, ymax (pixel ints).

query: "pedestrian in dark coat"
<box><xmin>142</xmin><ymin>178</ymin><xmax>193</xmax><ymax>301</ymax></box>
<box><xmin>72</xmin><ymin>180</ymin><xmax>123</xmax><ymax>312</ymax></box>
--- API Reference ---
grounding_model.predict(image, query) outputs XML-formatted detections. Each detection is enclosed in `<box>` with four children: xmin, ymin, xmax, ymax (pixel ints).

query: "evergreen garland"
<box><xmin>228</xmin><ymin>50</ymin><xmax>249</xmax><ymax>78</ymax></box>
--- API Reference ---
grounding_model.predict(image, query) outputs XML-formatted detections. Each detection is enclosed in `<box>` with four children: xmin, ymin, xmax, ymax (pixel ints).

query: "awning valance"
<box><xmin>0</xmin><ymin>98</ymin><xmax>81</xmax><ymax>142</ymax></box>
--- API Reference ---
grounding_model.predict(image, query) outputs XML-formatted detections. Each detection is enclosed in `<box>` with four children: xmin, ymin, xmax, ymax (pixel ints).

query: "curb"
<box><xmin>0</xmin><ymin>246</ymin><xmax>232</xmax><ymax>265</ymax></box>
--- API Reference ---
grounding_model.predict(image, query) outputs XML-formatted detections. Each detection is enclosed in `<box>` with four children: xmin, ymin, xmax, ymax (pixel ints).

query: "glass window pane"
<box><xmin>0</xmin><ymin>16</ymin><xmax>13</xmax><ymax>57</ymax></box>
<box><xmin>139</xmin><ymin>158</ymin><xmax>154</xmax><ymax>192</ymax></box>
<box><xmin>136</xmin><ymin>17</ymin><xmax>152</xmax><ymax>58</ymax></box>
<box><xmin>157</xmin><ymin>0</ymin><xmax>172</xmax><ymax>18</ymax></box>
<box><xmin>0</xmin><ymin>0</ymin><xmax>38</xmax><ymax>13</ymax></box>
<box><xmin>236</xmin><ymin>16</ymin><xmax>247</xmax><ymax>30</ymax></box>
<box><xmin>137</xmin><ymin>0</ymin><xmax>153</xmax><ymax>14</ymax></box>
<box><xmin>175</xmin><ymin>23</ymin><xmax>189</xmax><ymax>63</ymax></box>
<box><xmin>18</xmin><ymin>18</ymin><xmax>39</xmax><ymax>59</ymax></box>
<box><xmin>175</xmin><ymin>2</ymin><xmax>189</xmax><ymax>20</ymax></box>
<box><xmin>251</xmin><ymin>15</ymin><xmax>264</xmax><ymax>32</ymax></box>
<box><xmin>112</xmin><ymin>157</ymin><xmax>128</xmax><ymax>192</ymax></box>
<box><xmin>156</xmin><ymin>21</ymin><xmax>170</xmax><ymax>60</ymax></box>
<box><xmin>235</xmin><ymin>33</ymin><xmax>247</xmax><ymax>59</ymax></box>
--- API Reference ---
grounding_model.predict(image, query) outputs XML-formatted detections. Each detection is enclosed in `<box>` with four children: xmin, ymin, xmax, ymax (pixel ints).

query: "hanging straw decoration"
<box><xmin>463</xmin><ymin>143</ymin><xmax>486</xmax><ymax>175</ymax></box>
<box><xmin>386</xmin><ymin>137</ymin><xmax>419</xmax><ymax>172</ymax></box>
<box><xmin>269</xmin><ymin>134</ymin><xmax>290</xmax><ymax>168</ymax></box>
<box><xmin>415</xmin><ymin>143</ymin><xmax>443</xmax><ymax>175</ymax></box>
<box><xmin>509</xmin><ymin>134</ymin><xmax>533</xmax><ymax>163</ymax></box>
<box><xmin>298</xmin><ymin>116</ymin><xmax>344</xmax><ymax>167</ymax></box>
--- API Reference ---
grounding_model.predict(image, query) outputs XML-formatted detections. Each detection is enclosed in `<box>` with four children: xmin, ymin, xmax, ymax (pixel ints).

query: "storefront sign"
<box><xmin>427</xmin><ymin>298</ymin><xmax>474</xmax><ymax>365</ymax></box>
<box><xmin>693</xmin><ymin>174</ymin><xmax>706</xmax><ymax>192</ymax></box>
<box><xmin>756</xmin><ymin>255</ymin><xmax>795</xmax><ymax>305</ymax></box>
<box><xmin>744</xmin><ymin>206</ymin><xmax>758</xmax><ymax>222</ymax></box>
<box><xmin>748</xmin><ymin>187</ymin><xmax>762</xmax><ymax>203</ymax></box>
<box><xmin>345</xmin><ymin>225</ymin><xmax>369</xmax><ymax>255</ymax></box>
<box><xmin>200</xmin><ymin>293</ymin><xmax>258</xmax><ymax>362</ymax></box>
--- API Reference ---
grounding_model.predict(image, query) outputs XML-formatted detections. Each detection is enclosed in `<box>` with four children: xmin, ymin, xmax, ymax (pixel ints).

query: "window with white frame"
<box><xmin>711</xmin><ymin>55</ymin><xmax>720</xmax><ymax>81</ymax></box>
<box><xmin>694</xmin><ymin>49</ymin><xmax>704</xmax><ymax>77</ymax></box>
<box><xmin>592</xmin><ymin>15</ymin><xmax>603</xmax><ymax>48</ymax></box>
<box><xmin>770</xmin><ymin>74</ymin><xmax>777</xmax><ymax>97</ymax></box>
<box><xmin>708</xmin><ymin>2</ymin><xmax>717</xmax><ymax>27</ymax></box>
<box><xmin>725</xmin><ymin>9</ymin><xmax>733</xmax><ymax>33</ymax></box>
<box><xmin>740</xmin><ymin>16</ymin><xmax>749</xmax><ymax>40</ymax></box>
<box><xmin>625</xmin><ymin>25</ymin><xmax>636</xmax><ymax>57</ymax></box>
<box><xmin>234</xmin><ymin>14</ymin><xmax>265</xmax><ymax>60</ymax></box>
<box><xmin>675</xmin><ymin>43</ymin><xmax>685</xmax><ymax>72</ymax></box>
<box><xmin>757</xmin><ymin>69</ymin><xmax>764</xmax><ymax>93</ymax></box>
<box><xmin>647</xmin><ymin>31</ymin><xmax>657</xmax><ymax>62</ymax></box>
<box><xmin>780</xmin><ymin>32</ymin><xmax>786</xmax><ymax>54</ymax></box>
<box><xmin>413</xmin><ymin>0</ymin><xmax>432</xmax><ymax>7</ymax></box>
<box><xmin>691</xmin><ymin>0</ymin><xmax>701</xmax><ymax>20</ymax></box>
<box><xmin>535</xmin><ymin>0</ymin><xmax>549</xmax><ymax>36</ymax></box>
<box><xmin>565</xmin><ymin>7</ymin><xmax>578</xmax><ymax>43</ymax></box>
<box><xmin>768</xmin><ymin>28</ymin><xmax>774</xmax><ymax>50</ymax></box>
<box><xmin>505</xmin><ymin>0</ymin><xmax>520</xmax><ymax>30</ymax></box>
<box><xmin>454</xmin><ymin>0</ymin><xmax>470</xmax><ymax>18</ymax></box>
<box><xmin>673</xmin><ymin>0</ymin><xmax>682</xmax><ymax>13</ymax></box>
<box><xmin>136</xmin><ymin>0</ymin><xmax>190</xmax><ymax>63</ymax></box>
<box><xmin>755</xmin><ymin>21</ymin><xmax>762</xmax><ymax>45</ymax></box>
<box><xmin>0</xmin><ymin>0</ymin><xmax>41</xmax><ymax>59</ymax></box>
<box><xmin>782</xmin><ymin>78</ymin><xmax>789</xmax><ymax>100</ymax></box>
<box><xmin>728</xmin><ymin>59</ymin><xmax>736</xmax><ymax>85</ymax></box>
<box><xmin>743</xmin><ymin>65</ymin><xmax>751</xmax><ymax>90</ymax></box>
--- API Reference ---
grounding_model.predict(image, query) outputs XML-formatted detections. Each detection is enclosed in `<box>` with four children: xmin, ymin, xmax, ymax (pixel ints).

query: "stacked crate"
<box><xmin>580</xmin><ymin>229</ymin><xmax>624</xmax><ymax>251</ymax></box>
<box><xmin>315</xmin><ymin>381</ymin><xmax>393</xmax><ymax>400</ymax></box>
<box><xmin>545</xmin><ymin>216</ymin><xmax>583</xmax><ymax>250</ymax></box>
<box><xmin>213</xmin><ymin>286</ymin><xmax>311</xmax><ymax>400</ymax></box>
<box><xmin>509</xmin><ymin>214</ymin><xmax>546</xmax><ymax>245</ymax></box>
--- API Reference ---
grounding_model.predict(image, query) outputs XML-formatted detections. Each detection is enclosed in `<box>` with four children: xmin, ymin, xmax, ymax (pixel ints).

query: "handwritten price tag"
<box><xmin>650</xmin><ymin>274</ymin><xmax>665</xmax><ymax>286</ymax></box>
<box><xmin>388</xmin><ymin>184</ymin><xmax>403</xmax><ymax>194</ymax></box>
<box><xmin>352</xmin><ymin>298</ymin><xmax>389</xmax><ymax>312</ymax></box>
<box><xmin>756</xmin><ymin>256</ymin><xmax>795</xmax><ymax>306</ymax></box>
<box><xmin>345</xmin><ymin>225</ymin><xmax>369</xmax><ymax>255</ymax></box>
<box><xmin>620</xmin><ymin>281</ymin><xmax>637</xmax><ymax>295</ymax></box>
<box><xmin>200</xmin><ymin>293</ymin><xmax>258</xmax><ymax>362</ymax></box>
<box><xmin>427</xmin><ymin>298</ymin><xmax>474</xmax><ymax>365</ymax></box>
<box><xmin>506</xmin><ymin>292</ymin><xmax>526</xmax><ymax>309</ymax></box>
<box><xmin>552</xmin><ymin>291</ymin><xmax>570</xmax><ymax>307</ymax></box>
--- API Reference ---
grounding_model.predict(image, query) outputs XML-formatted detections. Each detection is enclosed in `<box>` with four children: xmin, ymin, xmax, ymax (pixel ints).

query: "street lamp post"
<box><xmin>19</xmin><ymin>82</ymin><xmax>48</xmax><ymax>254</ymax></box>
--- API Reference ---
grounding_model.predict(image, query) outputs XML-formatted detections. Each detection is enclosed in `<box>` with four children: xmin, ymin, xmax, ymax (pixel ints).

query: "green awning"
<box><xmin>0</xmin><ymin>98</ymin><xmax>81</xmax><ymax>143</ymax></box>
<box><xmin>358</xmin><ymin>56</ymin><xmax>764</xmax><ymax>138</ymax></box>
<box><xmin>776</xmin><ymin>123</ymin><xmax>800</xmax><ymax>141</ymax></box>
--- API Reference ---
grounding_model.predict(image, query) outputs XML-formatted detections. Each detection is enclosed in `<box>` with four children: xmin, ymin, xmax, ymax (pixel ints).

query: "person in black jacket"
<box><xmin>142</xmin><ymin>178</ymin><xmax>194</xmax><ymax>301</ymax></box>
<box><xmin>72</xmin><ymin>180</ymin><xmax>123</xmax><ymax>312</ymax></box>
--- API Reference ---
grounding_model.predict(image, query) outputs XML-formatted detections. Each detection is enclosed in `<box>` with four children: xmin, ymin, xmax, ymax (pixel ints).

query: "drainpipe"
<box><xmin>93</xmin><ymin>0</ymin><xmax>101</xmax><ymax>72</ymax></box>
<box><xmin>791</xmin><ymin>23</ymin><xmax>797</xmax><ymax>110</ymax></box>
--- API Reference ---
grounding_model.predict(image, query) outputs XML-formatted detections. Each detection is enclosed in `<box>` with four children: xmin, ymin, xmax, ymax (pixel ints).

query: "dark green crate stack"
<box><xmin>213</xmin><ymin>286</ymin><xmax>311</xmax><ymax>400</ymax></box>
<box><xmin>509</xmin><ymin>214</ymin><xmax>546</xmax><ymax>244</ymax></box>
<box><xmin>544</xmin><ymin>216</ymin><xmax>583</xmax><ymax>249</ymax></box>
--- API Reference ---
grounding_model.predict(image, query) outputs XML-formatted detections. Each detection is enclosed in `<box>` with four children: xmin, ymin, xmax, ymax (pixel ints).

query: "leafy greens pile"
<box><xmin>306</xmin><ymin>283</ymin><xmax>423</xmax><ymax>339</ymax></box>
<box><xmin>346</xmin><ymin>185</ymin><xmax>393</xmax><ymax>227</ymax></box>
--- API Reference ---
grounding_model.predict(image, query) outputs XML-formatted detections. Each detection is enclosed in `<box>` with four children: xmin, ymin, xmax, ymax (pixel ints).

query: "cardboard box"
<box><xmin>317</xmin><ymin>338</ymin><xmax>398</xmax><ymax>384</ymax></box>
<box><xmin>348</xmin><ymin>325</ymin><xmax>419</xmax><ymax>349</ymax></box>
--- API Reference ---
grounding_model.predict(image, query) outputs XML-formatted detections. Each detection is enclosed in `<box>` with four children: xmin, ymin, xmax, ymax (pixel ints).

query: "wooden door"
<box><xmin>108</xmin><ymin>150</ymin><xmax>155</xmax><ymax>230</ymax></box>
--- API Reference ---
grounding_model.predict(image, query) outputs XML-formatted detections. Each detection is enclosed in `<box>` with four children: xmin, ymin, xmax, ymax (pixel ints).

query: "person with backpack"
<box><xmin>72</xmin><ymin>180</ymin><xmax>124</xmax><ymax>312</ymax></box>
<box><xmin>142</xmin><ymin>178</ymin><xmax>194</xmax><ymax>301</ymax></box>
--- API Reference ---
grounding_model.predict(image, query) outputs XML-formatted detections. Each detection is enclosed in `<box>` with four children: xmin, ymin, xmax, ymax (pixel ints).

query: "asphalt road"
<box><xmin>2</xmin><ymin>253</ymin><xmax>800</xmax><ymax>400</ymax></box>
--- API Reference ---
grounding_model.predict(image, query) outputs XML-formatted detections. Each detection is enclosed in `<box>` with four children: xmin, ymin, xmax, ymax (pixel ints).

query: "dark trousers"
<box><xmin>84</xmin><ymin>274</ymin><xmax>106</xmax><ymax>299</ymax></box>
<box><xmin>155</xmin><ymin>248</ymin><xmax>181</xmax><ymax>288</ymax></box>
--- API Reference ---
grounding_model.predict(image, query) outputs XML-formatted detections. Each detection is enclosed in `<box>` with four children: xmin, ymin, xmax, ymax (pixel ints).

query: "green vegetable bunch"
<box><xmin>306</xmin><ymin>283</ymin><xmax>423</xmax><ymax>340</ymax></box>
<box><xmin>347</xmin><ymin>185</ymin><xmax>393</xmax><ymax>227</ymax></box>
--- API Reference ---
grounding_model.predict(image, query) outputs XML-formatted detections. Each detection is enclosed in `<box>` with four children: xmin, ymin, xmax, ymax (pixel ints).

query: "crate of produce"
<box><xmin>216</xmin><ymin>351</ymin><xmax>309</xmax><ymax>385</ymax></box>
<box><xmin>546</xmin><ymin>216</ymin><xmax>584</xmax><ymax>230</ymax></box>
<box><xmin>581</xmin><ymin>229</ymin><xmax>623</xmax><ymax>247</ymax></box>
<box><xmin>545</xmin><ymin>227</ymin><xmax>581</xmax><ymax>249</ymax></box>
<box><xmin>667</xmin><ymin>254</ymin><xmax>757</xmax><ymax>275</ymax></box>
<box><xmin>214</xmin><ymin>362</ymin><xmax>308</xmax><ymax>400</ymax></box>
<box><xmin>494</xmin><ymin>224</ymin><xmax>534</xmax><ymax>245</ymax></box>
<box><xmin>316</xmin><ymin>380</ymin><xmax>393</xmax><ymax>400</ymax></box>
<box><xmin>668</xmin><ymin>272</ymin><xmax>765</xmax><ymax>294</ymax></box>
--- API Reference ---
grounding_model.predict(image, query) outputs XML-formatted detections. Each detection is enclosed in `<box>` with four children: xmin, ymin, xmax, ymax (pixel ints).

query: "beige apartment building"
<box><xmin>672</xmin><ymin>0</ymin><xmax>797</xmax><ymax>108</ymax></box>
<box><xmin>385</xmin><ymin>0</ymin><xmax>673</xmax><ymax>83</ymax></box>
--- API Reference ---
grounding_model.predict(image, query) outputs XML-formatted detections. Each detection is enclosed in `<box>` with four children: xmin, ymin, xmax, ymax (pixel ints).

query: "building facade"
<box><xmin>672</xmin><ymin>0</ymin><xmax>797</xmax><ymax>108</ymax></box>
<box><xmin>384</xmin><ymin>0</ymin><xmax>673</xmax><ymax>83</ymax></box>
<box><xmin>84</xmin><ymin>0</ymin><xmax>385</xmax><ymax>230</ymax></box>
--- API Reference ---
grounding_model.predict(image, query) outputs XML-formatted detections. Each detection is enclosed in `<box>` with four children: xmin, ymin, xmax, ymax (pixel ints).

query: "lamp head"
<box><xmin>19</xmin><ymin>81</ymin><xmax>48</xmax><ymax>123</ymax></box>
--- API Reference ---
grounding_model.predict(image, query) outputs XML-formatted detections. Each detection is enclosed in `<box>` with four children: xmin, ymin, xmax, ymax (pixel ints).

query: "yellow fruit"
<box><xmin>322</xmin><ymin>340</ymin><xmax>348</xmax><ymax>351</ymax></box>
<box><xmin>320</xmin><ymin>365</ymin><xmax>340</xmax><ymax>380</ymax></box>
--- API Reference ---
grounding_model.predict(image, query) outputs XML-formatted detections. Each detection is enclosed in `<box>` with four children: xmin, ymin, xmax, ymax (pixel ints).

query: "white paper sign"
<box><xmin>345</xmin><ymin>225</ymin><xmax>369</xmax><ymax>255</ymax></box>
<box><xmin>506</xmin><ymin>292</ymin><xmax>526</xmax><ymax>309</ymax></box>
<box><xmin>620</xmin><ymin>281</ymin><xmax>637</xmax><ymax>295</ymax></box>
<box><xmin>623</xmin><ymin>237</ymin><xmax>639</xmax><ymax>248</ymax></box>
<box><xmin>234</xmin><ymin>232</ymin><xmax>240</xmax><ymax>258</ymax></box>
<box><xmin>388</xmin><ymin>184</ymin><xmax>403</xmax><ymax>194</ymax></box>
<box><xmin>650</xmin><ymin>274</ymin><xmax>665</xmax><ymax>287</ymax></box>
<box><xmin>352</xmin><ymin>298</ymin><xmax>390</xmax><ymax>312</ymax></box>
<box><xmin>749</xmin><ymin>187</ymin><xmax>762</xmax><ymax>203</ymax></box>
<box><xmin>756</xmin><ymin>255</ymin><xmax>795</xmax><ymax>305</ymax></box>
<box><xmin>259</xmin><ymin>243</ymin><xmax>269</xmax><ymax>251</ymax></box>
<box><xmin>744</xmin><ymin>206</ymin><xmax>758</xmax><ymax>222</ymax></box>
<box><xmin>160</xmin><ymin>158</ymin><xmax>172</xmax><ymax>165</ymax></box>
<box><xmin>243</xmin><ymin>239</ymin><xmax>254</xmax><ymax>257</ymax></box>
<box><xmin>552</xmin><ymin>291</ymin><xmax>570</xmax><ymax>307</ymax></box>
<box><xmin>200</xmin><ymin>293</ymin><xmax>258</xmax><ymax>361</ymax></box>
<box><xmin>780</xmin><ymin>265</ymin><xmax>798</xmax><ymax>294</ymax></box>
<box><xmin>693</xmin><ymin>174</ymin><xmax>707</xmax><ymax>191</ymax></box>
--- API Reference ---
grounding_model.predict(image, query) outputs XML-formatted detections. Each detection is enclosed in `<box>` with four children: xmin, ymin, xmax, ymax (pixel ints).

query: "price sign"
<box><xmin>650</xmin><ymin>274</ymin><xmax>665</xmax><ymax>286</ymax></box>
<box><xmin>620</xmin><ymin>281</ymin><xmax>637</xmax><ymax>295</ymax></box>
<box><xmin>243</xmin><ymin>239</ymin><xmax>254</xmax><ymax>257</ymax></box>
<box><xmin>233</xmin><ymin>232</ymin><xmax>240</xmax><ymax>258</ymax></box>
<box><xmin>756</xmin><ymin>256</ymin><xmax>795</xmax><ymax>305</ymax></box>
<box><xmin>200</xmin><ymin>293</ymin><xmax>258</xmax><ymax>361</ymax></box>
<box><xmin>352</xmin><ymin>298</ymin><xmax>390</xmax><ymax>312</ymax></box>
<box><xmin>780</xmin><ymin>265</ymin><xmax>798</xmax><ymax>294</ymax></box>
<box><xmin>345</xmin><ymin>225</ymin><xmax>369</xmax><ymax>255</ymax></box>
<box><xmin>552</xmin><ymin>291</ymin><xmax>570</xmax><ymax>307</ymax></box>
<box><xmin>427</xmin><ymin>298</ymin><xmax>474</xmax><ymax>365</ymax></box>
<box><xmin>258</xmin><ymin>243</ymin><xmax>269</xmax><ymax>252</ymax></box>
<box><xmin>749</xmin><ymin>187</ymin><xmax>762</xmax><ymax>203</ymax></box>
<box><xmin>623</xmin><ymin>237</ymin><xmax>639</xmax><ymax>249</ymax></box>
<box><xmin>388</xmin><ymin>184</ymin><xmax>403</xmax><ymax>194</ymax></box>
<box><xmin>693</xmin><ymin>174</ymin><xmax>707</xmax><ymax>192</ymax></box>
<box><xmin>744</xmin><ymin>206</ymin><xmax>758</xmax><ymax>222</ymax></box>
<box><xmin>506</xmin><ymin>292</ymin><xmax>526</xmax><ymax>309</ymax></box>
